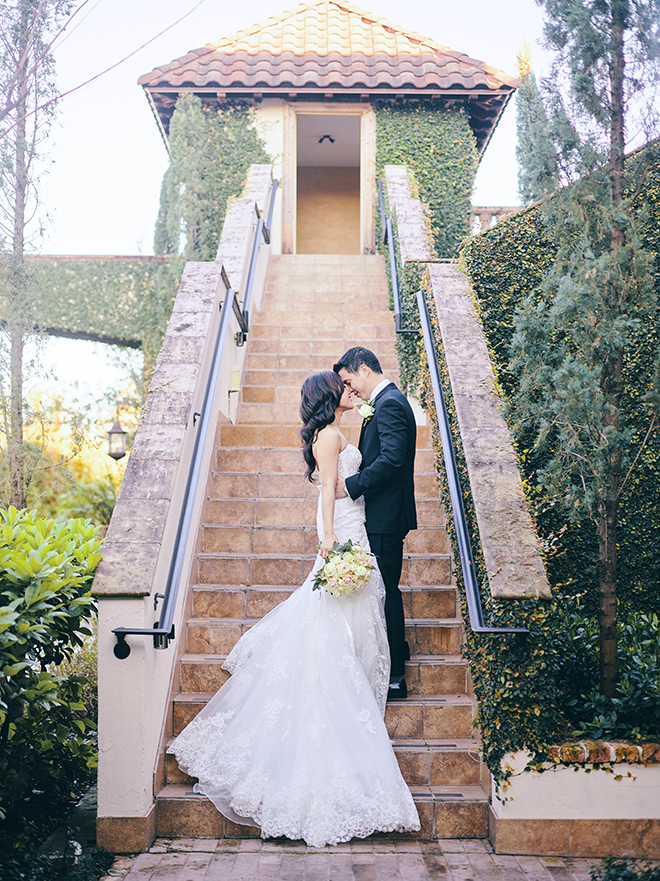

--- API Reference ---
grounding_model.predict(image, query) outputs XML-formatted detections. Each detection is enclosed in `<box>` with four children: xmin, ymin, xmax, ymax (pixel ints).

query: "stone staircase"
<box><xmin>155</xmin><ymin>254</ymin><xmax>489</xmax><ymax>841</ymax></box>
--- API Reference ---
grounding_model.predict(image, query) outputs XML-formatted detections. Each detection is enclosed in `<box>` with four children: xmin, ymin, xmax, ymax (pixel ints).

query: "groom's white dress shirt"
<box><xmin>369</xmin><ymin>378</ymin><xmax>392</xmax><ymax>402</ymax></box>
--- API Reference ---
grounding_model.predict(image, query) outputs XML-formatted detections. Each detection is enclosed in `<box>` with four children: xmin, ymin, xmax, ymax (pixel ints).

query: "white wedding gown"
<box><xmin>168</xmin><ymin>444</ymin><xmax>420</xmax><ymax>846</ymax></box>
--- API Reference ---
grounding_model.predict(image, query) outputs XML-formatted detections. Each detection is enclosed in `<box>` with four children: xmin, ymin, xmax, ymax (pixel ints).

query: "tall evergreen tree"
<box><xmin>511</xmin><ymin>0</ymin><xmax>660</xmax><ymax>696</ymax></box>
<box><xmin>515</xmin><ymin>43</ymin><xmax>559</xmax><ymax>203</ymax></box>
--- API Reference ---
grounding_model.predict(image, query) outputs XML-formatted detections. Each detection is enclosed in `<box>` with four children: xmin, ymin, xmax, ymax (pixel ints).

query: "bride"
<box><xmin>168</xmin><ymin>370</ymin><xmax>420</xmax><ymax>847</ymax></box>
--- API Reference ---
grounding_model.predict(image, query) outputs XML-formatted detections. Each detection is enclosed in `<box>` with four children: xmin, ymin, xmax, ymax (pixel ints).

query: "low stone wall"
<box><xmin>491</xmin><ymin>749</ymin><xmax>660</xmax><ymax>857</ymax></box>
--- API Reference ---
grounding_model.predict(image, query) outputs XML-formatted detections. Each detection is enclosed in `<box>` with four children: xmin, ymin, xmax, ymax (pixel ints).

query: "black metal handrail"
<box><xmin>417</xmin><ymin>293</ymin><xmax>527</xmax><ymax>636</ymax></box>
<box><xmin>377</xmin><ymin>180</ymin><xmax>417</xmax><ymax>335</ymax></box>
<box><xmin>112</xmin><ymin>284</ymin><xmax>240</xmax><ymax>658</ymax></box>
<box><xmin>112</xmin><ymin>178</ymin><xmax>278</xmax><ymax>658</ymax></box>
<box><xmin>378</xmin><ymin>177</ymin><xmax>527</xmax><ymax>636</ymax></box>
<box><xmin>241</xmin><ymin>179</ymin><xmax>279</xmax><ymax>335</ymax></box>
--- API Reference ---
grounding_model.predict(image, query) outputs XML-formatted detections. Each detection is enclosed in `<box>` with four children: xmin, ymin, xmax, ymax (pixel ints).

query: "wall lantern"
<box><xmin>108</xmin><ymin>419</ymin><xmax>127</xmax><ymax>460</ymax></box>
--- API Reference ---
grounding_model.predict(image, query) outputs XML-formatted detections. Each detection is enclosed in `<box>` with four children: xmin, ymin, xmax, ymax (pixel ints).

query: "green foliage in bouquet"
<box><xmin>0</xmin><ymin>507</ymin><xmax>102</xmax><ymax>820</ymax></box>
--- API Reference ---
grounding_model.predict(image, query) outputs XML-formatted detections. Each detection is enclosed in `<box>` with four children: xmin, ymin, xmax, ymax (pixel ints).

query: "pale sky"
<box><xmin>33</xmin><ymin>0</ymin><xmax>552</xmax><ymax>427</ymax></box>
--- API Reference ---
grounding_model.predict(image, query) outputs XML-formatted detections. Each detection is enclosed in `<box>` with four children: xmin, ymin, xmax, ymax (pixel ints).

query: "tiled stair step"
<box><xmin>257</xmin><ymin>296</ymin><xmax>391</xmax><ymax>311</ymax></box>
<box><xmin>191</xmin><ymin>584</ymin><xmax>457</xmax><ymax>620</ymax></box>
<box><xmin>253</xmin><ymin>311</ymin><xmax>395</xmax><ymax>328</ymax></box>
<box><xmin>172</xmin><ymin>691</ymin><xmax>474</xmax><ymax>739</ymax></box>
<box><xmin>197</xmin><ymin>553</ymin><xmax>452</xmax><ymax>587</ymax></box>
<box><xmin>201</xmin><ymin>525</ymin><xmax>448</xmax><ymax>555</ymax></box>
<box><xmin>185</xmin><ymin>618</ymin><xmax>463</xmax><ymax>657</ymax></box>
<box><xmin>210</xmin><ymin>471</ymin><xmax>440</xmax><ymax>503</ymax></box>
<box><xmin>241</xmin><ymin>362</ymin><xmax>398</xmax><ymax>390</ymax></box>
<box><xmin>244</xmin><ymin>341</ymin><xmax>397</xmax><ymax>364</ymax></box>
<box><xmin>154</xmin><ymin>782</ymin><xmax>489</xmax><ymax>840</ymax></box>
<box><xmin>164</xmin><ymin>737</ymin><xmax>481</xmax><ymax>788</ymax></box>
<box><xmin>244</xmin><ymin>353</ymin><xmax>400</xmax><ymax>373</ymax></box>
<box><xmin>176</xmin><ymin>656</ymin><xmax>468</xmax><ymax>701</ymax></box>
<box><xmin>206</xmin><ymin>498</ymin><xmax>445</xmax><ymax>528</ymax></box>
<box><xmin>214</xmin><ymin>448</ymin><xmax>437</xmax><ymax>475</ymax></box>
<box><xmin>214</xmin><ymin>446</ymin><xmax>437</xmax><ymax>474</ymax></box>
<box><xmin>218</xmin><ymin>423</ymin><xmax>431</xmax><ymax>449</ymax></box>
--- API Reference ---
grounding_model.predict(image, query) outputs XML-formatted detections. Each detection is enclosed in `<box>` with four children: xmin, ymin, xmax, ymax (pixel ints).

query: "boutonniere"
<box><xmin>357</xmin><ymin>400</ymin><xmax>375</xmax><ymax>423</ymax></box>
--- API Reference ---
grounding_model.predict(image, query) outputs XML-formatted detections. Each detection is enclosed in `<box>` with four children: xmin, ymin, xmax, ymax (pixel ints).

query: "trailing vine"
<box><xmin>27</xmin><ymin>256</ymin><xmax>184</xmax><ymax>378</ymax></box>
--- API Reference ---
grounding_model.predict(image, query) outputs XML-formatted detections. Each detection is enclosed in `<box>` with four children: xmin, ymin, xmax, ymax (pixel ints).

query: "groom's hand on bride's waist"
<box><xmin>335</xmin><ymin>476</ymin><xmax>348</xmax><ymax>499</ymax></box>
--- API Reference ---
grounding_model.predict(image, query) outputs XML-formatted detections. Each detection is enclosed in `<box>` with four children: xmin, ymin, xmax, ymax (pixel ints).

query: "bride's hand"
<box><xmin>319</xmin><ymin>533</ymin><xmax>337</xmax><ymax>559</ymax></box>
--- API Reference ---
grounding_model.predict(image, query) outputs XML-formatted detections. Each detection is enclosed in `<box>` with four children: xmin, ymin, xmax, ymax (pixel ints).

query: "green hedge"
<box><xmin>0</xmin><ymin>507</ymin><xmax>102</xmax><ymax>820</ymax></box>
<box><xmin>384</xmin><ymin>141</ymin><xmax>660</xmax><ymax>781</ymax></box>
<box><xmin>27</xmin><ymin>256</ymin><xmax>184</xmax><ymax>376</ymax></box>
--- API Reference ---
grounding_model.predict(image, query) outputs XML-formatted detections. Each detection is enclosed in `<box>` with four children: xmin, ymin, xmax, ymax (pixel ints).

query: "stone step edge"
<box><xmin>196</xmin><ymin>552</ymin><xmax>451</xmax><ymax>561</ymax></box>
<box><xmin>191</xmin><ymin>584</ymin><xmax>457</xmax><ymax>592</ymax></box>
<box><xmin>163</xmin><ymin>735</ymin><xmax>479</xmax><ymax>752</ymax></box>
<box><xmin>172</xmin><ymin>689</ymin><xmax>473</xmax><ymax>704</ymax></box>
<box><xmin>178</xmin><ymin>654</ymin><xmax>467</xmax><ymax>665</ymax></box>
<box><xmin>184</xmin><ymin>617</ymin><xmax>463</xmax><ymax>628</ymax></box>
<box><xmin>156</xmin><ymin>782</ymin><xmax>489</xmax><ymax>804</ymax></box>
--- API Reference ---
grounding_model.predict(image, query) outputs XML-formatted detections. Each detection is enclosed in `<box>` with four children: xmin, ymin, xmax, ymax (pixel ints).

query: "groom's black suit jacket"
<box><xmin>345</xmin><ymin>383</ymin><xmax>417</xmax><ymax>535</ymax></box>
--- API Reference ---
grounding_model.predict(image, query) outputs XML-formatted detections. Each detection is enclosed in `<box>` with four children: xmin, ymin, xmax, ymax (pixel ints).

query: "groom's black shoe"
<box><xmin>387</xmin><ymin>676</ymin><xmax>408</xmax><ymax>701</ymax></box>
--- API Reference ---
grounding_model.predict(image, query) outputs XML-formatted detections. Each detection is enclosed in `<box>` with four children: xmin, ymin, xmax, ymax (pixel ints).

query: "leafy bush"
<box><xmin>0</xmin><ymin>507</ymin><xmax>102</xmax><ymax>819</ymax></box>
<box><xmin>559</xmin><ymin>607</ymin><xmax>660</xmax><ymax>741</ymax></box>
<box><xmin>0</xmin><ymin>813</ymin><xmax>113</xmax><ymax>881</ymax></box>
<box><xmin>591</xmin><ymin>857</ymin><xmax>660</xmax><ymax>881</ymax></box>
<box><xmin>57</xmin><ymin>475</ymin><xmax>117</xmax><ymax>527</ymax></box>
<box><xmin>50</xmin><ymin>618</ymin><xmax>98</xmax><ymax>724</ymax></box>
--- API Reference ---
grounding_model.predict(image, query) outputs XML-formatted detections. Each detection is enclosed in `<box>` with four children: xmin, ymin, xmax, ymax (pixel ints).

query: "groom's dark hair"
<box><xmin>333</xmin><ymin>347</ymin><xmax>382</xmax><ymax>375</ymax></box>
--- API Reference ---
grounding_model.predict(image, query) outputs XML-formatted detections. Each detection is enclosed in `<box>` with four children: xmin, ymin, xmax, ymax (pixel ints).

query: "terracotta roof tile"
<box><xmin>140</xmin><ymin>1</ymin><xmax>516</xmax><ymax>90</ymax></box>
<box><xmin>139</xmin><ymin>1</ymin><xmax>516</xmax><ymax>151</ymax></box>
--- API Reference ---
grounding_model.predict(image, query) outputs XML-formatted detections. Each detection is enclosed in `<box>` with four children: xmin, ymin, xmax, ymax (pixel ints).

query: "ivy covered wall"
<box><xmin>154</xmin><ymin>95</ymin><xmax>271</xmax><ymax>260</ymax></box>
<box><xmin>374</xmin><ymin>103</ymin><xmax>479</xmax><ymax>394</ymax></box>
<box><xmin>462</xmin><ymin>143</ymin><xmax>660</xmax><ymax>617</ymax></box>
<box><xmin>385</xmin><ymin>143</ymin><xmax>660</xmax><ymax>780</ymax></box>
<box><xmin>27</xmin><ymin>255</ymin><xmax>184</xmax><ymax>377</ymax></box>
<box><xmin>20</xmin><ymin>96</ymin><xmax>270</xmax><ymax>378</ymax></box>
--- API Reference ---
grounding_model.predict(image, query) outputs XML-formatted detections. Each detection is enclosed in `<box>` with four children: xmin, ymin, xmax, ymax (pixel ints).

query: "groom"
<box><xmin>333</xmin><ymin>347</ymin><xmax>417</xmax><ymax>700</ymax></box>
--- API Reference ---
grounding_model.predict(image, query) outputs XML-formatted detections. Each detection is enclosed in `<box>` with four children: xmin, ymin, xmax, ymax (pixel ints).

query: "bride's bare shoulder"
<box><xmin>312</xmin><ymin>425</ymin><xmax>342</xmax><ymax>452</ymax></box>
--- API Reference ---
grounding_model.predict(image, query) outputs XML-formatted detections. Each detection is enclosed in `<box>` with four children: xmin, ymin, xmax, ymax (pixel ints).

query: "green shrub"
<box><xmin>0</xmin><ymin>813</ymin><xmax>113</xmax><ymax>881</ymax></box>
<box><xmin>391</xmin><ymin>146</ymin><xmax>660</xmax><ymax>783</ymax></box>
<box><xmin>57</xmin><ymin>475</ymin><xmax>117</xmax><ymax>527</ymax></box>
<box><xmin>0</xmin><ymin>507</ymin><xmax>102</xmax><ymax>819</ymax></box>
<box><xmin>591</xmin><ymin>857</ymin><xmax>660</xmax><ymax>881</ymax></box>
<box><xmin>559</xmin><ymin>608</ymin><xmax>660</xmax><ymax>741</ymax></box>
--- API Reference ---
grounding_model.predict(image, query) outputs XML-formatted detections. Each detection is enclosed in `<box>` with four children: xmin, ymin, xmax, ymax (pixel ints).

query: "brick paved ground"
<box><xmin>100</xmin><ymin>838</ymin><xmax>615</xmax><ymax>881</ymax></box>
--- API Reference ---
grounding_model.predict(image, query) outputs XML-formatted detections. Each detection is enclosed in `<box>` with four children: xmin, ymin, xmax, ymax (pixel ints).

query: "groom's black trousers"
<box><xmin>368</xmin><ymin>530</ymin><xmax>408</xmax><ymax>679</ymax></box>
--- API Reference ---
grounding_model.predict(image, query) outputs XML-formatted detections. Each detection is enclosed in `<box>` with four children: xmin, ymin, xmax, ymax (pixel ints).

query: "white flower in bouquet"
<box><xmin>313</xmin><ymin>539</ymin><xmax>373</xmax><ymax>597</ymax></box>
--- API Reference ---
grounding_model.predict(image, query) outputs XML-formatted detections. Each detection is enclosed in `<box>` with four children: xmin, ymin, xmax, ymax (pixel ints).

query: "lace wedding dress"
<box><xmin>168</xmin><ymin>444</ymin><xmax>420</xmax><ymax>847</ymax></box>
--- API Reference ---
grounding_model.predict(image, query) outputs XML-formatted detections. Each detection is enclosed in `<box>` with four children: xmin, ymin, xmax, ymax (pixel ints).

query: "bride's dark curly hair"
<box><xmin>300</xmin><ymin>370</ymin><xmax>345</xmax><ymax>482</ymax></box>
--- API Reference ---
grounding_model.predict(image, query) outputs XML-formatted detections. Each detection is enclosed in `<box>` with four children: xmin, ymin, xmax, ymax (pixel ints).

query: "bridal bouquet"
<box><xmin>313</xmin><ymin>539</ymin><xmax>373</xmax><ymax>597</ymax></box>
